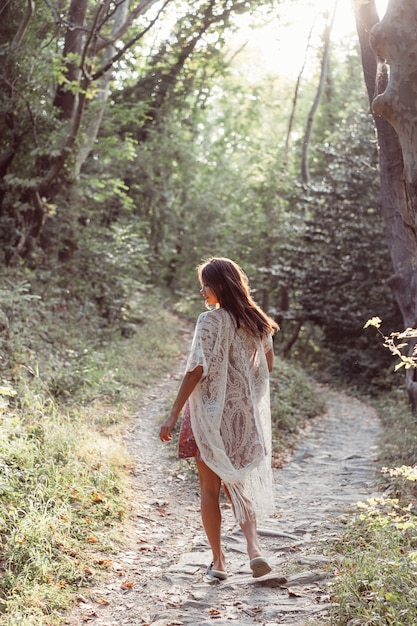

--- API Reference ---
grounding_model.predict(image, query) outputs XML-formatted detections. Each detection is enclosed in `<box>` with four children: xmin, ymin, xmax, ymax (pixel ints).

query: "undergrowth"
<box><xmin>328</xmin><ymin>392</ymin><xmax>417</xmax><ymax>625</ymax></box>
<box><xmin>0</xmin><ymin>269</ymin><xmax>183</xmax><ymax>625</ymax></box>
<box><xmin>270</xmin><ymin>359</ymin><xmax>325</xmax><ymax>465</ymax></box>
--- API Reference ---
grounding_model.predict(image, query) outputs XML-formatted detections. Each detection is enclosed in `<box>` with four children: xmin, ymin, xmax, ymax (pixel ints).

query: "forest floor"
<box><xmin>64</xmin><ymin>326</ymin><xmax>382</xmax><ymax>626</ymax></box>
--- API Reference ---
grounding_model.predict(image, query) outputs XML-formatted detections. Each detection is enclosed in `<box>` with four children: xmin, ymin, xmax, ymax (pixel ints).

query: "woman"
<box><xmin>159</xmin><ymin>257</ymin><xmax>279</xmax><ymax>579</ymax></box>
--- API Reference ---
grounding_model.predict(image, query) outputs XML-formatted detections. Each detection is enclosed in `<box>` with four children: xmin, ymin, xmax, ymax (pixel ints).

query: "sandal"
<box><xmin>206</xmin><ymin>562</ymin><xmax>227</xmax><ymax>580</ymax></box>
<box><xmin>250</xmin><ymin>556</ymin><xmax>272</xmax><ymax>578</ymax></box>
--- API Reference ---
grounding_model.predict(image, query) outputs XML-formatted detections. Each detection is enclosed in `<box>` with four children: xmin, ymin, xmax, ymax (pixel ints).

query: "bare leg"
<box><xmin>239</xmin><ymin>518</ymin><xmax>262</xmax><ymax>560</ymax></box>
<box><xmin>223</xmin><ymin>484</ymin><xmax>261</xmax><ymax>559</ymax></box>
<box><xmin>223</xmin><ymin>484</ymin><xmax>271</xmax><ymax>577</ymax></box>
<box><xmin>195</xmin><ymin>459</ymin><xmax>226</xmax><ymax>572</ymax></box>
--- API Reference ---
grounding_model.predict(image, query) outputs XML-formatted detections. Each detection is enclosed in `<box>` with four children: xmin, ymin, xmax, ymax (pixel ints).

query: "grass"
<box><xmin>0</xmin><ymin>389</ymin><xmax>132</xmax><ymax>623</ymax></box>
<box><xmin>0</xmin><ymin>282</ymin><xmax>185</xmax><ymax>624</ymax></box>
<box><xmin>270</xmin><ymin>358</ymin><xmax>326</xmax><ymax>466</ymax></box>
<box><xmin>327</xmin><ymin>390</ymin><xmax>417</xmax><ymax>625</ymax></box>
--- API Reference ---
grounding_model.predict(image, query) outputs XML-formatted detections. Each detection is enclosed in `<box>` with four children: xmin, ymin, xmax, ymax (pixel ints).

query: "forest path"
<box><xmin>65</xmin><ymin>325</ymin><xmax>382</xmax><ymax>626</ymax></box>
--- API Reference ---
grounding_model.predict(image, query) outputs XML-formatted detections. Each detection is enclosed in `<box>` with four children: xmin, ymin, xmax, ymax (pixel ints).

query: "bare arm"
<box><xmin>159</xmin><ymin>365</ymin><xmax>203</xmax><ymax>442</ymax></box>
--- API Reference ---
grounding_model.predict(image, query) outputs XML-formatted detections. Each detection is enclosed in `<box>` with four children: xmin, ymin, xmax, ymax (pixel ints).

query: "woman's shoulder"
<box><xmin>196</xmin><ymin>308</ymin><xmax>231</xmax><ymax>327</ymax></box>
<box><xmin>202</xmin><ymin>307</ymin><xmax>231</xmax><ymax>319</ymax></box>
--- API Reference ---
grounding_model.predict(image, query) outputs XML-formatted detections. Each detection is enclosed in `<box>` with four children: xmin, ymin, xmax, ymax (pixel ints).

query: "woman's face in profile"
<box><xmin>200</xmin><ymin>283</ymin><xmax>219</xmax><ymax>307</ymax></box>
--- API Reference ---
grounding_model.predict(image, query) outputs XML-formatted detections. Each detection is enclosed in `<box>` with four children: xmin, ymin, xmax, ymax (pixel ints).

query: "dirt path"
<box><xmin>65</xmin><ymin>329</ymin><xmax>382</xmax><ymax>626</ymax></box>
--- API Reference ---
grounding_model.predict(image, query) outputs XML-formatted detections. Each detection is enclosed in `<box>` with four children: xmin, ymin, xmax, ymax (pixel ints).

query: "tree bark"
<box><xmin>53</xmin><ymin>0</ymin><xmax>89</xmax><ymax>120</ymax></box>
<box><xmin>370</xmin><ymin>1</ymin><xmax>417</xmax><ymax>200</ymax></box>
<box><xmin>355</xmin><ymin>0</ymin><xmax>417</xmax><ymax>406</ymax></box>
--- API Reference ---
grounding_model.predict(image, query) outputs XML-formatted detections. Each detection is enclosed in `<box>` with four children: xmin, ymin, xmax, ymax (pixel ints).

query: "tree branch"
<box><xmin>11</xmin><ymin>0</ymin><xmax>35</xmax><ymax>51</ymax></box>
<box><xmin>301</xmin><ymin>1</ymin><xmax>337</xmax><ymax>186</ymax></box>
<box><xmin>91</xmin><ymin>0</ymin><xmax>171</xmax><ymax>81</ymax></box>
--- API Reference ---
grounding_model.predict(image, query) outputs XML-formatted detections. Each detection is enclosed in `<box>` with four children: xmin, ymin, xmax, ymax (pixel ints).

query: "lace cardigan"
<box><xmin>186</xmin><ymin>307</ymin><xmax>274</xmax><ymax>523</ymax></box>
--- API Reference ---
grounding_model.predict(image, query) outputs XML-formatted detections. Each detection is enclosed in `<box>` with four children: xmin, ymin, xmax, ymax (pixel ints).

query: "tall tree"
<box><xmin>354</xmin><ymin>0</ymin><xmax>417</xmax><ymax>405</ymax></box>
<box><xmin>301</xmin><ymin>2</ymin><xmax>337</xmax><ymax>185</ymax></box>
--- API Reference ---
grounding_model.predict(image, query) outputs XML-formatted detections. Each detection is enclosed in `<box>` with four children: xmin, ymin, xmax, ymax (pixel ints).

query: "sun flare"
<box><xmin>232</xmin><ymin>0</ymin><xmax>390</xmax><ymax>78</ymax></box>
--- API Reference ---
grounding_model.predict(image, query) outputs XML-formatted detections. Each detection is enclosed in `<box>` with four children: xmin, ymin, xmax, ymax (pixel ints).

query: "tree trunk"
<box><xmin>53</xmin><ymin>0</ymin><xmax>89</xmax><ymax>120</ymax></box>
<box><xmin>355</xmin><ymin>0</ymin><xmax>417</xmax><ymax>407</ymax></box>
<box><xmin>73</xmin><ymin>0</ymin><xmax>130</xmax><ymax>179</ymax></box>
<box><xmin>11</xmin><ymin>0</ymin><xmax>35</xmax><ymax>51</ymax></box>
<box><xmin>370</xmin><ymin>0</ymin><xmax>417</xmax><ymax>205</ymax></box>
<box><xmin>301</xmin><ymin>3</ymin><xmax>337</xmax><ymax>185</ymax></box>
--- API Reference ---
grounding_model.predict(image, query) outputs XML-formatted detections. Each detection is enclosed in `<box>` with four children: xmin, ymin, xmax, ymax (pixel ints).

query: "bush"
<box><xmin>269</xmin><ymin>357</ymin><xmax>326</xmax><ymax>465</ymax></box>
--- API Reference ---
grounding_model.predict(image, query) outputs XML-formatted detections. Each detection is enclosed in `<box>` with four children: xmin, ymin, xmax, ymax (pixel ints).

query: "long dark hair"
<box><xmin>198</xmin><ymin>257</ymin><xmax>279</xmax><ymax>338</ymax></box>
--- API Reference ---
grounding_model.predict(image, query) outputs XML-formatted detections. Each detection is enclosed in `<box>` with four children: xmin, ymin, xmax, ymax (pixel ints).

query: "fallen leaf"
<box><xmin>77</xmin><ymin>595</ymin><xmax>89</xmax><ymax>604</ymax></box>
<box><xmin>92</xmin><ymin>492</ymin><xmax>106</xmax><ymax>503</ymax></box>
<box><xmin>157</xmin><ymin>507</ymin><xmax>170</xmax><ymax>515</ymax></box>
<box><xmin>95</xmin><ymin>558</ymin><xmax>113</xmax><ymax>568</ymax></box>
<box><xmin>120</xmin><ymin>580</ymin><xmax>135</xmax><ymax>590</ymax></box>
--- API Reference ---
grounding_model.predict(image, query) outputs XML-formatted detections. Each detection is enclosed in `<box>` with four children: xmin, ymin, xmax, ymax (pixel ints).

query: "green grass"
<box><xmin>0</xmin><ymin>284</ymin><xmax>184</xmax><ymax>624</ymax></box>
<box><xmin>329</xmin><ymin>495</ymin><xmax>417</xmax><ymax>625</ymax></box>
<box><xmin>328</xmin><ymin>392</ymin><xmax>417</xmax><ymax>625</ymax></box>
<box><xmin>270</xmin><ymin>358</ymin><xmax>326</xmax><ymax>465</ymax></box>
<box><xmin>0</xmin><ymin>393</ymin><xmax>132</xmax><ymax>623</ymax></box>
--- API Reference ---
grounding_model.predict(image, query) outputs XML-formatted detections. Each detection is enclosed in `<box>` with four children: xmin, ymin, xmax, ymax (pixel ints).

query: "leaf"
<box><xmin>92</xmin><ymin>492</ymin><xmax>106</xmax><ymax>503</ymax></box>
<box><xmin>209</xmin><ymin>608</ymin><xmax>221</xmax><ymax>615</ymax></box>
<box><xmin>120</xmin><ymin>580</ymin><xmax>135</xmax><ymax>589</ymax></box>
<box><xmin>363</xmin><ymin>317</ymin><xmax>382</xmax><ymax>329</ymax></box>
<box><xmin>95</xmin><ymin>558</ymin><xmax>113</xmax><ymax>568</ymax></box>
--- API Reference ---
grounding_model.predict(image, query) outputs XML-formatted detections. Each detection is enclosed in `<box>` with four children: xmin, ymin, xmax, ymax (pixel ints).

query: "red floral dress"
<box><xmin>178</xmin><ymin>400</ymin><xmax>201</xmax><ymax>459</ymax></box>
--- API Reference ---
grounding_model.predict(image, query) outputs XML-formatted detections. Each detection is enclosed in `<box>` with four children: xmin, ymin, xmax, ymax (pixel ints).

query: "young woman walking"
<box><xmin>159</xmin><ymin>257</ymin><xmax>279</xmax><ymax>579</ymax></box>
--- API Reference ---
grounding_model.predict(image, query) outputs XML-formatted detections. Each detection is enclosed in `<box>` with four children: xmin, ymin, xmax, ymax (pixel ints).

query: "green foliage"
<box><xmin>274</xmin><ymin>110</ymin><xmax>402</xmax><ymax>388</ymax></box>
<box><xmin>0</xmin><ymin>0</ymin><xmax>403</xmax><ymax>387</ymax></box>
<box><xmin>330</xmin><ymin>492</ymin><xmax>417</xmax><ymax>625</ymax></box>
<box><xmin>269</xmin><ymin>356</ymin><xmax>326</xmax><ymax>462</ymax></box>
<box><xmin>329</xmin><ymin>390</ymin><xmax>417</xmax><ymax>625</ymax></box>
<box><xmin>372</xmin><ymin>391</ymin><xmax>417</xmax><ymax>471</ymax></box>
<box><xmin>0</xmin><ymin>267</ymin><xmax>184</xmax><ymax>622</ymax></box>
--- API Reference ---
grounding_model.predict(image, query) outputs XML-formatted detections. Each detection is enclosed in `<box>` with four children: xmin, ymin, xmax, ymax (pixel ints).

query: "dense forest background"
<box><xmin>0</xmin><ymin>0</ymin><xmax>402</xmax><ymax>391</ymax></box>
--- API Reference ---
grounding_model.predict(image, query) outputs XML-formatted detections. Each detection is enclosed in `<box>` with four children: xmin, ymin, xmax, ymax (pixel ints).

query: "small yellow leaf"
<box><xmin>364</xmin><ymin>316</ymin><xmax>382</xmax><ymax>329</ymax></box>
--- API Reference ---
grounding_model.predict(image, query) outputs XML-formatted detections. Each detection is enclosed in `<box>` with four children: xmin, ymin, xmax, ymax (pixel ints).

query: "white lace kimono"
<box><xmin>186</xmin><ymin>307</ymin><xmax>274</xmax><ymax>523</ymax></box>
